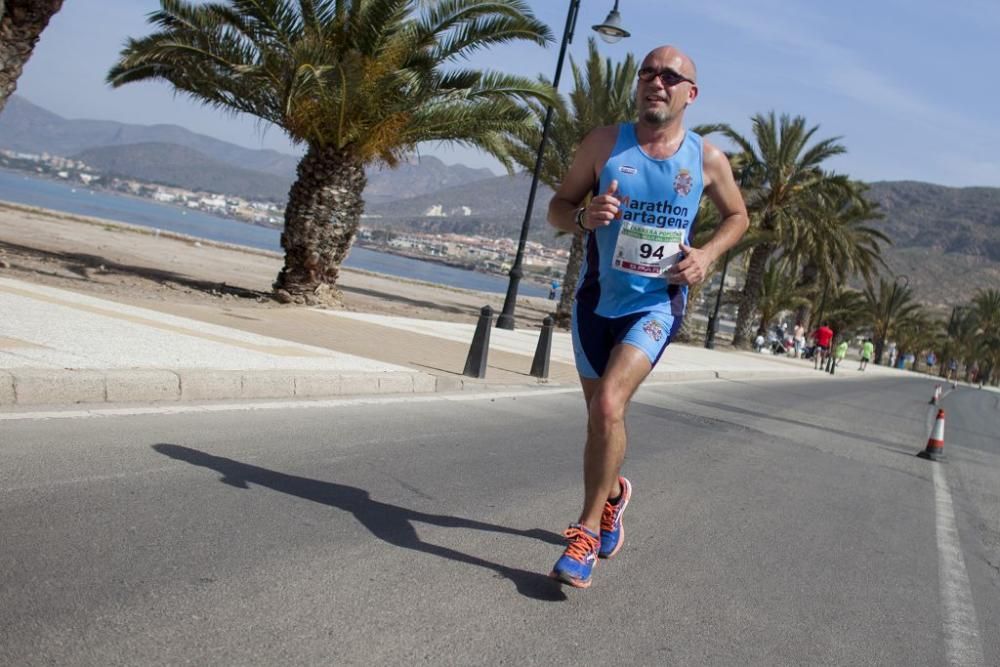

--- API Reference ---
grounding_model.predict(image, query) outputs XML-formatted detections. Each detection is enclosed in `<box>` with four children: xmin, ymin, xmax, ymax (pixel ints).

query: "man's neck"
<box><xmin>634</xmin><ymin>119</ymin><xmax>687</xmax><ymax>159</ymax></box>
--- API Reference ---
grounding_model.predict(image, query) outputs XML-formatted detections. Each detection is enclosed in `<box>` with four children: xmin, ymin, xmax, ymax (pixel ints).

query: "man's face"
<box><xmin>636</xmin><ymin>50</ymin><xmax>697</xmax><ymax>126</ymax></box>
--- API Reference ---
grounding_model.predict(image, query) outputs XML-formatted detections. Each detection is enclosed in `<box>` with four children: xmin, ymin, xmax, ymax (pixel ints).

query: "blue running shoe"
<box><xmin>549</xmin><ymin>524</ymin><xmax>600</xmax><ymax>588</ymax></box>
<box><xmin>599</xmin><ymin>476</ymin><xmax>632</xmax><ymax>558</ymax></box>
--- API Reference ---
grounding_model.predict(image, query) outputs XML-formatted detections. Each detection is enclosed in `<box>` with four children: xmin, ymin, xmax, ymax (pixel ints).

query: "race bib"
<box><xmin>612</xmin><ymin>221</ymin><xmax>683</xmax><ymax>276</ymax></box>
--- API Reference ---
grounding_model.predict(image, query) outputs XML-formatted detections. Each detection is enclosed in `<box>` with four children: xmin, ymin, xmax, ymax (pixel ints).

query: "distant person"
<box><xmin>544</xmin><ymin>44</ymin><xmax>749</xmax><ymax>589</ymax></box>
<box><xmin>754</xmin><ymin>332</ymin><xmax>766</xmax><ymax>353</ymax></box>
<box><xmin>812</xmin><ymin>322</ymin><xmax>834</xmax><ymax>370</ymax></box>
<box><xmin>947</xmin><ymin>358</ymin><xmax>958</xmax><ymax>382</ymax></box>
<box><xmin>793</xmin><ymin>321</ymin><xmax>806</xmax><ymax>358</ymax></box>
<box><xmin>548</xmin><ymin>279</ymin><xmax>560</xmax><ymax>300</ymax></box>
<box><xmin>859</xmin><ymin>338</ymin><xmax>874</xmax><ymax>370</ymax></box>
<box><xmin>833</xmin><ymin>339</ymin><xmax>848</xmax><ymax>373</ymax></box>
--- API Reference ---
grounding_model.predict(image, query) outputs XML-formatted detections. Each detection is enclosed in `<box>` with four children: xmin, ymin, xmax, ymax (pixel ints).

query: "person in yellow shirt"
<box><xmin>859</xmin><ymin>338</ymin><xmax>874</xmax><ymax>371</ymax></box>
<box><xmin>832</xmin><ymin>339</ymin><xmax>849</xmax><ymax>375</ymax></box>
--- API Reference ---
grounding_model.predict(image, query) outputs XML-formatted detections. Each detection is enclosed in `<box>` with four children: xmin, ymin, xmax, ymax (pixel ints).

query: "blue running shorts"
<box><xmin>572</xmin><ymin>302</ymin><xmax>681</xmax><ymax>379</ymax></box>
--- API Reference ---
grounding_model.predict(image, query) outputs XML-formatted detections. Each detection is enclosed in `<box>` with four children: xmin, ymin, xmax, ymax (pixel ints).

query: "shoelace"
<box><xmin>600</xmin><ymin>500</ymin><xmax>619</xmax><ymax>533</ymax></box>
<box><xmin>562</xmin><ymin>525</ymin><xmax>599</xmax><ymax>563</ymax></box>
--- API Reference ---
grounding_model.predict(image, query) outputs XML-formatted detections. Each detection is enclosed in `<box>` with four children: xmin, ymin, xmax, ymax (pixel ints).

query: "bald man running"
<box><xmin>547</xmin><ymin>45</ymin><xmax>749</xmax><ymax>588</ymax></box>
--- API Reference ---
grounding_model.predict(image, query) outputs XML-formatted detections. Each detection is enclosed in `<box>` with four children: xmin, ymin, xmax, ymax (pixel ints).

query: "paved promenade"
<box><xmin>0</xmin><ymin>275</ymin><xmax>904</xmax><ymax>408</ymax></box>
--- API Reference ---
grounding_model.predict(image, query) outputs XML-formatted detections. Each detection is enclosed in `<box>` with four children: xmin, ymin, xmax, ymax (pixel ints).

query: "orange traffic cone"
<box><xmin>917</xmin><ymin>409</ymin><xmax>946</xmax><ymax>461</ymax></box>
<box><xmin>929</xmin><ymin>384</ymin><xmax>942</xmax><ymax>404</ymax></box>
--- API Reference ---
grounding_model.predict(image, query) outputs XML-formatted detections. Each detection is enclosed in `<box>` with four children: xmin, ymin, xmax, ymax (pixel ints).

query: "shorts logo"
<box><xmin>643</xmin><ymin>319</ymin><xmax>665</xmax><ymax>342</ymax></box>
<box><xmin>673</xmin><ymin>169</ymin><xmax>693</xmax><ymax>196</ymax></box>
<box><xmin>619</xmin><ymin>165</ymin><xmax>637</xmax><ymax>175</ymax></box>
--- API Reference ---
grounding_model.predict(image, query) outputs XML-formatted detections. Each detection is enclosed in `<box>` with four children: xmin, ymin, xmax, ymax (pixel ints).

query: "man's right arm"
<box><xmin>548</xmin><ymin>126</ymin><xmax>618</xmax><ymax>234</ymax></box>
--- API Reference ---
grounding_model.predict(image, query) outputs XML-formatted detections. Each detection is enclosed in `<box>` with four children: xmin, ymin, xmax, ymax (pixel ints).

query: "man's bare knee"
<box><xmin>588</xmin><ymin>387</ymin><xmax>628</xmax><ymax>435</ymax></box>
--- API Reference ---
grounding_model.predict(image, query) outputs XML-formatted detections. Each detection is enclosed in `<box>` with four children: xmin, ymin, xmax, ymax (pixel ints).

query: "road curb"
<box><xmin>0</xmin><ymin>368</ymin><xmax>477</xmax><ymax>407</ymax></box>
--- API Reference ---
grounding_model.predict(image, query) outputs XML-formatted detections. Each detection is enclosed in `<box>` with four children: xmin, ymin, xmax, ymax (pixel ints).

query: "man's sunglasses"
<box><xmin>637</xmin><ymin>67</ymin><xmax>695</xmax><ymax>87</ymax></box>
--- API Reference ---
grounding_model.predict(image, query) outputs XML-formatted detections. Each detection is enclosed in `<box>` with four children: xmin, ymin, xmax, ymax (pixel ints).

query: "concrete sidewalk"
<box><xmin>0</xmin><ymin>276</ymin><xmax>901</xmax><ymax>408</ymax></box>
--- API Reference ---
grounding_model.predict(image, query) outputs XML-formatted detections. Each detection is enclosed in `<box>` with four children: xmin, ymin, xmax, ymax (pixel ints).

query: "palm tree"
<box><xmin>109</xmin><ymin>0</ymin><xmax>554</xmax><ymax>304</ymax></box>
<box><xmin>864</xmin><ymin>277</ymin><xmax>922</xmax><ymax>365</ymax></box>
<box><xmin>786</xmin><ymin>183</ymin><xmax>888</xmax><ymax>327</ymax></box>
<box><xmin>971</xmin><ymin>288</ymin><xmax>1000</xmax><ymax>384</ymax></box>
<box><xmin>500</xmin><ymin>37</ymin><xmax>636</xmax><ymax>326</ymax></box>
<box><xmin>721</xmin><ymin>113</ymin><xmax>848</xmax><ymax>347</ymax></box>
<box><xmin>893</xmin><ymin>308</ymin><xmax>936</xmax><ymax>371</ymax></box>
<box><xmin>0</xmin><ymin>1</ymin><xmax>65</xmax><ymax>113</ymax></box>
<box><xmin>754</xmin><ymin>259</ymin><xmax>810</xmax><ymax>337</ymax></box>
<box><xmin>822</xmin><ymin>286</ymin><xmax>868</xmax><ymax>341</ymax></box>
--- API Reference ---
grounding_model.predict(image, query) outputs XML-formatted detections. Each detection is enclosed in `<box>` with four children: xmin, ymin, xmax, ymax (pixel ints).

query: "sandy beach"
<box><xmin>0</xmin><ymin>200</ymin><xmax>559</xmax><ymax>330</ymax></box>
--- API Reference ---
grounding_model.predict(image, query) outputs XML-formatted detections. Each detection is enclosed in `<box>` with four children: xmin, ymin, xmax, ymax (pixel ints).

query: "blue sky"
<box><xmin>17</xmin><ymin>0</ymin><xmax>999</xmax><ymax>186</ymax></box>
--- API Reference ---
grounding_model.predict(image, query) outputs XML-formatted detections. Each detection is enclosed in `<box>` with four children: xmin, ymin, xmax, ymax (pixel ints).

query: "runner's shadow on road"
<box><xmin>152</xmin><ymin>444</ymin><xmax>566</xmax><ymax>602</ymax></box>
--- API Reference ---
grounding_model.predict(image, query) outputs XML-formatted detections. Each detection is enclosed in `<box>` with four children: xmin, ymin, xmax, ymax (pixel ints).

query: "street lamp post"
<box><xmin>495</xmin><ymin>1</ymin><xmax>629</xmax><ymax>330</ymax></box>
<box><xmin>704</xmin><ymin>163</ymin><xmax>757</xmax><ymax>348</ymax></box>
<box><xmin>703</xmin><ymin>250</ymin><xmax>730</xmax><ymax>349</ymax></box>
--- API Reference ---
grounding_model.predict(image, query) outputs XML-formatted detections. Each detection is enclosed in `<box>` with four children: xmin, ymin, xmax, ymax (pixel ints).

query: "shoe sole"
<box><xmin>549</xmin><ymin>568</ymin><xmax>593</xmax><ymax>589</ymax></box>
<box><xmin>599</xmin><ymin>477</ymin><xmax>632</xmax><ymax>559</ymax></box>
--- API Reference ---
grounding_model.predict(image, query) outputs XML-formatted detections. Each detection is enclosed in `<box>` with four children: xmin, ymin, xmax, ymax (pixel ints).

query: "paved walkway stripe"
<box><xmin>0</xmin><ymin>281</ymin><xmax>329</xmax><ymax>358</ymax></box>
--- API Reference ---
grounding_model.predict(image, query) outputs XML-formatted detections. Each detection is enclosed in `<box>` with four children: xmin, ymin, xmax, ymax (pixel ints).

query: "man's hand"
<box><xmin>581</xmin><ymin>179</ymin><xmax>620</xmax><ymax>230</ymax></box>
<box><xmin>665</xmin><ymin>243</ymin><xmax>713</xmax><ymax>285</ymax></box>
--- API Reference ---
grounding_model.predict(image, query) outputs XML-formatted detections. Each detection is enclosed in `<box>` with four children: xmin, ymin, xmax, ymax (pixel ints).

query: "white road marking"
<box><xmin>933</xmin><ymin>463</ymin><xmax>985</xmax><ymax>666</ymax></box>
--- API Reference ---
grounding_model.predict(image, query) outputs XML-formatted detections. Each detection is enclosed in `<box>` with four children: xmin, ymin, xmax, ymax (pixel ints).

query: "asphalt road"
<box><xmin>2</xmin><ymin>376</ymin><xmax>997</xmax><ymax>665</ymax></box>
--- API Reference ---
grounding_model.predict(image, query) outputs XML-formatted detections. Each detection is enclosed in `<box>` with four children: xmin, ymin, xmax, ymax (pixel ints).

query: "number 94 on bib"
<box><xmin>612</xmin><ymin>221</ymin><xmax>683</xmax><ymax>276</ymax></box>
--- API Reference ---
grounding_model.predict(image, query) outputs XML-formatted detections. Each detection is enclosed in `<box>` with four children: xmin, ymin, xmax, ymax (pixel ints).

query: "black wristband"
<box><xmin>575</xmin><ymin>207</ymin><xmax>587</xmax><ymax>231</ymax></box>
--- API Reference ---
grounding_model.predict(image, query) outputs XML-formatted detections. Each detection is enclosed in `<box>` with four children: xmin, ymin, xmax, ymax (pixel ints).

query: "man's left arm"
<box><xmin>666</xmin><ymin>140</ymin><xmax>749</xmax><ymax>285</ymax></box>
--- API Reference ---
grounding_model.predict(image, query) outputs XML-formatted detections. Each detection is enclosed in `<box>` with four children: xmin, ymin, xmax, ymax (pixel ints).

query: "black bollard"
<box><xmin>826</xmin><ymin>353</ymin><xmax>834</xmax><ymax>374</ymax></box>
<box><xmin>530</xmin><ymin>315</ymin><xmax>555</xmax><ymax>379</ymax></box>
<box><xmin>463</xmin><ymin>305</ymin><xmax>493</xmax><ymax>378</ymax></box>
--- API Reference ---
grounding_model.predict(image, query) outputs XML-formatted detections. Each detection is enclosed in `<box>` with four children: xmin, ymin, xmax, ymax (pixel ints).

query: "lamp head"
<box><xmin>592</xmin><ymin>4</ymin><xmax>629</xmax><ymax>44</ymax></box>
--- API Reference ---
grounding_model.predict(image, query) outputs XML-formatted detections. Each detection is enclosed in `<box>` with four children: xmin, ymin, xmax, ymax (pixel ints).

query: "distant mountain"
<box><xmin>0</xmin><ymin>96</ymin><xmax>300</xmax><ymax>178</ymax></box>
<box><xmin>0</xmin><ymin>96</ymin><xmax>497</xmax><ymax>201</ymax></box>
<box><xmin>865</xmin><ymin>181</ymin><xmax>1000</xmax><ymax>257</ymax></box>
<box><xmin>73</xmin><ymin>143</ymin><xmax>292</xmax><ymax>202</ymax></box>
<box><xmin>369</xmin><ymin>177</ymin><xmax>1000</xmax><ymax>307</ymax></box>
<box><xmin>364</xmin><ymin>157</ymin><xmax>496</xmax><ymax>204</ymax></box>
<box><xmin>4</xmin><ymin>96</ymin><xmax>998</xmax><ymax>308</ymax></box>
<box><xmin>366</xmin><ymin>172</ymin><xmax>557</xmax><ymax>243</ymax></box>
<box><xmin>862</xmin><ymin>180</ymin><xmax>1000</xmax><ymax>309</ymax></box>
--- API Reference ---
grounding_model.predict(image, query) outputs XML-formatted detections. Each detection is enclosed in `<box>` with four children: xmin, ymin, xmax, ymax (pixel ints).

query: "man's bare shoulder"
<box><xmin>701</xmin><ymin>138</ymin><xmax>733</xmax><ymax>185</ymax></box>
<box><xmin>701</xmin><ymin>138</ymin><xmax>729</xmax><ymax>168</ymax></box>
<box><xmin>581</xmin><ymin>124</ymin><xmax>621</xmax><ymax>150</ymax></box>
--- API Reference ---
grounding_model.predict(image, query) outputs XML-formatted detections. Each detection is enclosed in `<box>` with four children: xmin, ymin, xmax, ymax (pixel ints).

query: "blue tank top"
<box><xmin>576</xmin><ymin>124</ymin><xmax>704</xmax><ymax>318</ymax></box>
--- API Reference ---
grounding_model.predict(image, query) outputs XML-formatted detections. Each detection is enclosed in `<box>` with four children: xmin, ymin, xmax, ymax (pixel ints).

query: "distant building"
<box><xmin>199</xmin><ymin>195</ymin><xmax>227</xmax><ymax>210</ymax></box>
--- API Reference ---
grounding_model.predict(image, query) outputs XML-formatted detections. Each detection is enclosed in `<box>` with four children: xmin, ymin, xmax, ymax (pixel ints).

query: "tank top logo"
<box><xmin>618</xmin><ymin>165</ymin><xmax>638</xmax><ymax>175</ymax></box>
<box><xmin>674</xmin><ymin>169</ymin><xmax>693</xmax><ymax>196</ymax></box>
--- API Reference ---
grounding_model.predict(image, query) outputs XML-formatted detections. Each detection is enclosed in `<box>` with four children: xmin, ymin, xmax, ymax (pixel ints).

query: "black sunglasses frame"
<box><xmin>637</xmin><ymin>67</ymin><xmax>695</xmax><ymax>87</ymax></box>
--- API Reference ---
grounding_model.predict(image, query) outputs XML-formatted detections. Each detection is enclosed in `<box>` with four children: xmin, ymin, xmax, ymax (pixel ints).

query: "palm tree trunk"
<box><xmin>274</xmin><ymin>143</ymin><xmax>366</xmax><ymax>304</ymax></box>
<box><xmin>553</xmin><ymin>232</ymin><xmax>584</xmax><ymax>328</ymax></box>
<box><xmin>672</xmin><ymin>281</ymin><xmax>705</xmax><ymax>343</ymax></box>
<box><xmin>795</xmin><ymin>262</ymin><xmax>818</xmax><ymax>328</ymax></box>
<box><xmin>0</xmin><ymin>1</ymin><xmax>65</xmax><ymax>113</ymax></box>
<box><xmin>732</xmin><ymin>243</ymin><xmax>773</xmax><ymax>348</ymax></box>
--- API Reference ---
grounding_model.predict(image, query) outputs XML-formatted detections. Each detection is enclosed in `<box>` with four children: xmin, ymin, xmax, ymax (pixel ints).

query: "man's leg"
<box><xmin>576</xmin><ymin>344</ymin><xmax>651</xmax><ymax>534</ymax></box>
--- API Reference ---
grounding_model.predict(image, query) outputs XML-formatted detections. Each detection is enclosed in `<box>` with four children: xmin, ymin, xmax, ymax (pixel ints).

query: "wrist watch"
<box><xmin>575</xmin><ymin>207</ymin><xmax>587</xmax><ymax>231</ymax></box>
